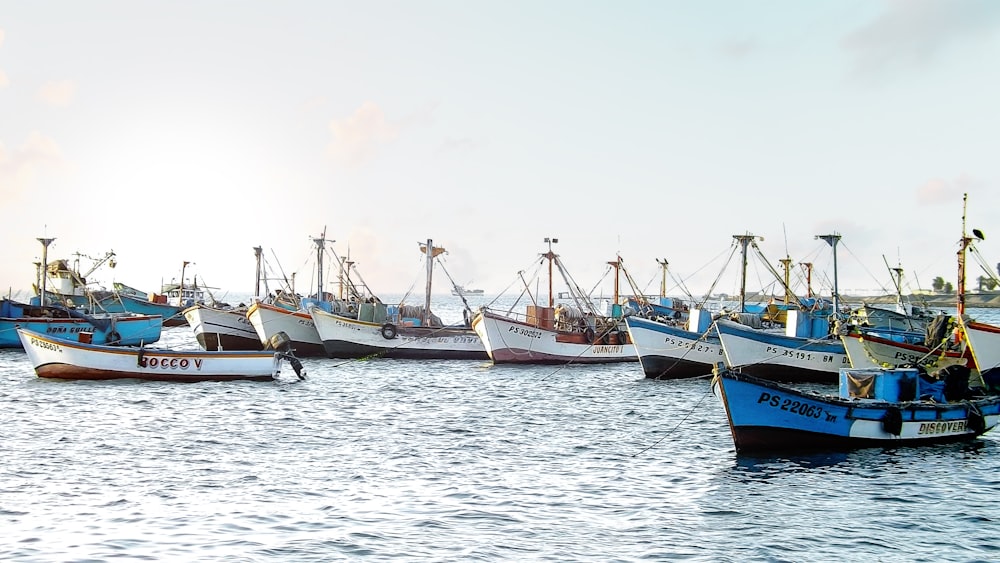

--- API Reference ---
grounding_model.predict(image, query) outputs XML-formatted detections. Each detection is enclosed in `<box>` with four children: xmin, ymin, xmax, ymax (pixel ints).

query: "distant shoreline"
<box><xmin>839</xmin><ymin>293</ymin><xmax>1000</xmax><ymax>309</ymax></box>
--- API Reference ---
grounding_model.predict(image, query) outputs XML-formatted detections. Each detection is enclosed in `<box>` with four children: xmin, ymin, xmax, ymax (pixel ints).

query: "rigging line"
<box><xmin>553</xmin><ymin>258</ymin><xmax>599</xmax><ymax>315</ymax></box>
<box><xmin>750</xmin><ymin>240</ymin><xmax>803</xmax><ymax>304</ymax></box>
<box><xmin>632</xmin><ymin>378</ymin><xmax>715</xmax><ymax>458</ymax></box>
<box><xmin>969</xmin><ymin>244</ymin><xmax>1000</xmax><ymax>285</ymax></box>
<box><xmin>697</xmin><ymin>245</ymin><xmax>740</xmax><ymax>309</ymax></box>
<box><xmin>435</xmin><ymin>258</ymin><xmax>472</xmax><ymax>313</ymax></box>
<box><xmin>670</xmin><ymin>270</ymin><xmax>697</xmax><ymax>303</ymax></box>
<box><xmin>840</xmin><ymin>241</ymin><xmax>891</xmax><ymax>295</ymax></box>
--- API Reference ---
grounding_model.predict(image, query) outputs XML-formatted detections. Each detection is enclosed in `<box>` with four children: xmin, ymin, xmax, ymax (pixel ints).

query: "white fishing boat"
<box><xmin>309</xmin><ymin>239</ymin><xmax>487</xmax><ymax>359</ymax></box>
<box><xmin>185</xmin><ymin>304</ymin><xmax>262</xmax><ymax>351</ymax></box>
<box><xmin>715</xmin><ymin>234</ymin><xmax>851</xmax><ymax>383</ymax></box>
<box><xmin>184</xmin><ymin>247</ymin><xmax>271</xmax><ymax>351</ymax></box>
<box><xmin>246</xmin><ymin>230</ymin><xmax>373</xmax><ymax>357</ymax></box>
<box><xmin>17</xmin><ymin>327</ymin><xmax>303</xmax><ymax>382</ymax></box>
<box><xmin>451</xmin><ymin>285</ymin><xmax>484</xmax><ymax>296</ymax></box>
<box><xmin>471</xmin><ymin>238</ymin><xmax>636</xmax><ymax>364</ymax></box>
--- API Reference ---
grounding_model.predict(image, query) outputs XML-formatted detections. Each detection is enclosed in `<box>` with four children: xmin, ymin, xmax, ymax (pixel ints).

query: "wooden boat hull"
<box><xmin>472</xmin><ymin>309</ymin><xmax>637</xmax><ymax>364</ymax></box>
<box><xmin>184</xmin><ymin>304</ymin><xmax>262</xmax><ymax>351</ymax></box>
<box><xmin>246</xmin><ymin>301</ymin><xmax>326</xmax><ymax>357</ymax></box>
<box><xmin>310</xmin><ymin>306</ymin><xmax>487</xmax><ymax>360</ymax></box>
<box><xmin>712</xmin><ymin>368</ymin><xmax>1000</xmax><ymax>453</ymax></box>
<box><xmin>17</xmin><ymin>328</ymin><xmax>282</xmax><ymax>382</ymax></box>
<box><xmin>715</xmin><ymin>319</ymin><xmax>849</xmax><ymax>383</ymax></box>
<box><xmin>624</xmin><ymin>315</ymin><xmax>723</xmax><ymax>379</ymax></box>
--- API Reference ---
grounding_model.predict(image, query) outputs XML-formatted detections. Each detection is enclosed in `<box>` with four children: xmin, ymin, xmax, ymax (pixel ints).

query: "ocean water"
<box><xmin>2</xmin><ymin>301</ymin><xmax>999</xmax><ymax>562</ymax></box>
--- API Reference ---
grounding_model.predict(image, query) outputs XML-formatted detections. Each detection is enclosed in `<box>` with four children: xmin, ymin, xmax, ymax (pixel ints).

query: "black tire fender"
<box><xmin>380</xmin><ymin>323</ymin><xmax>397</xmax><ymax>339</ymax></box>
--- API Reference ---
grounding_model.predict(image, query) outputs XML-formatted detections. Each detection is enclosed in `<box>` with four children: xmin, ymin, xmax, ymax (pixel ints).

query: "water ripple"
<box><xmin>4</xmin><ymin>318</ymin><xmax>1000</xmax><ymax>561</ymax></box>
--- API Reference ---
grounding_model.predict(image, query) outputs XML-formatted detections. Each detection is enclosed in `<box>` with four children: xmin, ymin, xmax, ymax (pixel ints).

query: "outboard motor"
<box><xmin>269</xmin><ymin>331</ymin><xmax>305</xmax><ymax>380</ymax></box>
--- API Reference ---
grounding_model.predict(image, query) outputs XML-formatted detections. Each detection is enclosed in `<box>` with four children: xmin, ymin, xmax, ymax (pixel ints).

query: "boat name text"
<box><xmin>30</xmin><ymin>337</ymin><xmax>62</xmax><ymax>352</ymax></box>
<box><xmin>918</xmin><ymin>421</ymin><xmax>966</xmax><ymax>435</ymax></box>
<box><xmin>662</xmin><ymin>335</ymin><xmax>722</xmax><ymax>355</ymax></box>
<box><xmin>764</xmin><ymin>346</ymin><xmax>848</xmax><ymax>365</ymax></box>
<box><xmin>139</xmin><ymin>357</ymin><xmax>205</xmax><ymax>370</ymax></box>
<box><xmin>756</xmin><ymin>391</ymin><xmax>836</xmax><ymax>422</ymax></box>
<box><xmin>508</xmin><ymin>326</ymin><xmax>542</xmax><ymax>339</ymax></box>
<box><xmin>592</xmin><ymin>345</ymin><xmax>624</xmax><ymax>355</ymax></box>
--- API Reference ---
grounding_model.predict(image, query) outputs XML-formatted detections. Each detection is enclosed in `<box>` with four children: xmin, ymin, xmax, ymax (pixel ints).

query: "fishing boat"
<box><xmin>626</xmin><ymin>234</ymin><xmax>801</xmax><ymax>379</ymax></box>
<box><xmin>247</xmin><ymin>230</ymin><xmax>377</xmax><ymax>357</ymax></box>
<box><xmin>953</xmin><ymin>193</ymin><xmax>1000</xmax><ymax>391</ymax></box>
<box><xmin>963</xmin><ymin>320</ymin><xmax>1000</xmax><ymax>390</ymax></box>
<box><xmin>451</xmin><ymin>285</ymin><xmax>484</xmax><ymax>296</ymax></box>
<box><xmin>0</xmin><ymin>298</ymin><xmax>163</xmax><ymax>348</ymax></box>
<box><xmin>184</xmin><ymin>247</ymin><xmax>272</xmax><ymax>351</ymax></box>
<box><xmin>98</xmin><ymin>291</ymin><xmax>190</xmax><ymax>327</ymax></box>
<box><xmin>17</xmin><ymin>327</ymin><xmax>303</xmax><ymax>382</ymax></box>
<box><xmin>31</xmin><ymin>240</ymin><xmax>117</xmax><ymax>311</ymax></box>
<box><xmin>471</xmin><ymin>239</ymin><xmax>636</xmax><ymax>364</ymax></box>
<box><xmin>625</xmin><ymin>313</ymin><xmax>724</xmax><ymax>378</ymax></box>
<box><xmin>839</xmin><ymin>315</ymin><xmax>972</xmax><ymax>371</ymax></box>
<box><xmin>715</xmin><ymin>233</ymin><xmax>851</xmax><ymax>383</ymax></box>
<box><xmin>712</xmin><ymin>363</ymin><xmax>1000</xmax><ymax>453</ymax></box>
<box><xmin>184</xmin><ymin>304</ymin><xmax>261</xmax><ymax>351</ymax></box>
<box><xmin>309</xmin><ymin>239</ymin><xmax>487</xmax><ymax>360</ymax></box>
<box><xmin>716</xmin><ymin>317</ymin><xmax>851</xmax><ymax>383</ymax></box>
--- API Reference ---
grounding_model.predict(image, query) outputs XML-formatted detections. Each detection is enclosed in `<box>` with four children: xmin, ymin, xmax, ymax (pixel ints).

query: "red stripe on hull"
<box><xmin>35</xmin><ymin>364</ymin><xmax>274</xmax><ymax>382</ymax></box>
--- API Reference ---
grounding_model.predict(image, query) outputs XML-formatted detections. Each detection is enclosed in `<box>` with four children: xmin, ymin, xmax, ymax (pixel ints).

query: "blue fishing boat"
<box><xmin>98</xmin><ymin>292</ymin><xmax>189</xmax><ymax>327</ymax></box>
<box><xmin>712</xmin><ymin>364</ymin><xmax>1000</xmax><ymax>453</ymax></box>
<box><xmin>0</xmin><ymin>298</ymin><xmax>163</xmax><ymax>348</ymax></box>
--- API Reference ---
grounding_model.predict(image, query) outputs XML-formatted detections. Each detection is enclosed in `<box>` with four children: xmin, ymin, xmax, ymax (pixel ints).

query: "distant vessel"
<box><xmin>452</xmin><ymin>285</ymin><xmax>484</xmax><ymax>296</ymax></box>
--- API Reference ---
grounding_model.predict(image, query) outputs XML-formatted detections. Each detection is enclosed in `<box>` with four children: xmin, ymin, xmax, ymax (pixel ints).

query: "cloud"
<box><xmin>843</xmin><ymin>0</ymin><xmax>1000</xmax><ymax>79</ymax></box>
<box><xmin>916</xmin><ymin>174</ymin><xmax>979</xmax><ymax>204</ymax></box>
<box><xmin>0</xmin><ymin>133</ymin><xmax>65</xmax><ymax>199</ymax></box>
<box><xmin>37</xmin><ymin>80</ymin><xmax>77</xmax><ymax>107</ymax></box>
<box><xmin>326</xmin><ymin>101</ymin><xmax>437</xmax><ymax>167</ymax></box>
<box><xmin>327</xmin><ymin>101</ymin><xmax>400</xmax><ymax>167</ymax></box>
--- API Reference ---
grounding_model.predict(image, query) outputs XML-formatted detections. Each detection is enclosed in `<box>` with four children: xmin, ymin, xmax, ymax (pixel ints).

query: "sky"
<box><xmin>2</xmin><ymin>0</ymin><xmax>999</xmax><ymax>303</ymax></box>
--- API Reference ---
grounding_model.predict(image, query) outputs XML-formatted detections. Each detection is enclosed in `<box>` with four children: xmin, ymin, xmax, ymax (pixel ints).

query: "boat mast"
<box><xmin>544</xmin><ymin>237</ymin><xmax>558</xmax><ymax>307</ymax></box>
<box><xmin>733</xmin><ymin>233</ymin><xmax>760</xmax><ymax>313</ymax></box>
<box><xmin>800</xmin><ymin>262</ymin><xmax>813</xmax><ymax>298</ymax></box>
<box><xmin>816</xmin><ymin>234</ymin><xmax>842</xmax><ymax>315</ymax></box>
<box><xmin>780</xmin><ymin>256</ymin><xmax>794</xmax><ymax>304</ymax></box>
<box><xmin>253</xmin><ymin>246</ymin><xmax>263</xmax><ymax>299</ymax></box>
<box><xmin>608</xmin><ymin>256</ymin><xmax>622</xmax><ymax>303</ymax></box>
<box><xmin>656</xmin><ymin>258</ymin><xmax>668</xmax><ymax>299</ymax></box>
<box><xmin>424</xmin><ymin>238</ymin><xmax>433</xmax><ymax>327</ymax></box>
<box><xmin>37</xmin><ymin>237</ymin><xmax>55</xmax><ymax>306</ymax></box>
<box><xmin>180</xmin><ymin>260</ymin><xmax>190</xmax><ymax>306</ymax></box>
<box><xmin>957</xmin><ymin>193</ymin><xmax>983</xmax><ymax>316</ymax></box>
<box><xmin>313</xmin><ymin>230</ymin><xmax>328</xmax><ymax>301</ymax></box>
